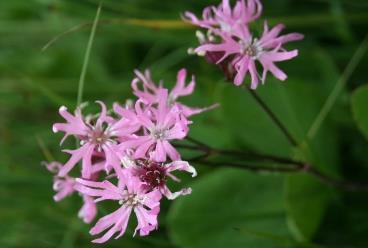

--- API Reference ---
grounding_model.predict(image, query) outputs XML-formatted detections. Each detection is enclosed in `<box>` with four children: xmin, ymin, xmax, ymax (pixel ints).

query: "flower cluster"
<box><xmin>46</xmin><ymin>69</ymin><xmax>215</xmax><ymax>243</ymax></box>
<box><xmin>184</xmin><ymin>0</ymin><xmax>304</xmax><ymax>89</ymax></box>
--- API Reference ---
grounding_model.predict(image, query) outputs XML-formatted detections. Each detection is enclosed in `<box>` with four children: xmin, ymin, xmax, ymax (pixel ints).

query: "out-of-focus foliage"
<box><xmin>352</xmin><ymin>85</ymin><xmax>368</xmax><ymax>140</ymax></box>
<box><xmin>168</xmin><ymin>169</ymin><xmax>291</xmax><ymax>248</ymax></box>
<box><xmin>1</xmin><ymin>0</ymin><xmax>368</xmax><ymax>247</ymax></box>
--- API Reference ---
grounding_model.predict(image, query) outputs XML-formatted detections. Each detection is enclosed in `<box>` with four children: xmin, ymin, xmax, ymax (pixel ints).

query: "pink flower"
<box><xmin>185</xmin><ymin>0</ymin><xmax>303</xmax><ymax>89</ymax></box>
<box><xmin>194</xmin><ymin>22</ymin><xmax>303</xmax><ymax>89</ymax></box>
<box><xmin>44</xmin><ymin>161</ymin><xmax>76</xmax><ymax>201</ymax></box>
<box><xmin>184</xmin><ymin>0</ymin><xmax>262</xmax><ymax>34</ymax></box>
<box><xmin>127</xmin><ymin>159</ymin><xmax>197</xmax><ymax>200</ymax></box>
<box><xmin>53</xmin><ymin>101</ymin><xmax>138</xmax><ymax>178</ymax></box>
<box><xmin>132</xmin><ymin>68</ymin><xmax>218</xmax><ymax>117</ymax></box>
<box><xmin>75</xmin><ymin>171</ymin><xmax>162</xmax><ymax>243</ymax></box>
<box><xmin>79</xmin><ymin>195</ymin><xmax>98</xmax><ymax>224</ymax></box>
<box><xmin>121</xmin><ymin>89</ymin><xmax>189</xmax><ymax>162</ymax></box>
<box><xmin>44</xmin><ymin>161</ymin><xmax>99</xmax><ymax>223</ymax></box>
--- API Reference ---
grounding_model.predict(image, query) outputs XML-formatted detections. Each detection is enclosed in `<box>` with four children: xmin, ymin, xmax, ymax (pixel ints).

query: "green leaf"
<box><xmin>168</xmin><ymin>168</ymin><xmax>293</xmax><ymax>248</ymax></box>
<box><xmin>218</xmin><ymin>79</ymin><xmax>339</xmax><ymax>242</ymax></box>
<box><xmin>218</xmin><ymin>82</ymin><xmax>291</xmax><ymax>156</ymax></box>
<box><xmin>285</xmin><ymin>175</ymin><xmax>332</xmax><ymax>241</ymax></box>
<box><xmin>284</xmin><ymin>97</ymin><xmax>339</xmax><ymax>242</ymax></box>
<box><xmin>352</xmin><ymin>85</ymin><xmax>368</xmax><ymax>140</ymax></box>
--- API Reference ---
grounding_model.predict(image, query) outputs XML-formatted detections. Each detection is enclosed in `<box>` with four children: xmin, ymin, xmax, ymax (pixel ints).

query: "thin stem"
<box><xmin>76</xmin><ymin>3</ymin><xmax>102</xmax><ymax>107</ymax></box>
<box><xmin>42</xmin><ymin>22</ymin><xmax>91</xmax><ymax>52</ymax></box>
<box><xmin>305</xmin><ymin>165</ymin><xmax>368</xmax><ymax>191</ymax></box>
<box><xmin>307</xmin><ymin>33</ymin><xmax>368</xmax><ymax>139</ymax></box>
<box><xmin>42</xmin><ymin>18</ymin><xmax>189</xmax><ymax>52</ymax></box>
<box><xmin>193</xmin><ymin>160</ymin><xmax>299</xmax><ymax>173</ymax></box>
<box><xmin>177</xmin><ymin>137</ymin><xmax>368</xmax><ymax>192</ymax></box>
<box><xmin>247</xmin><ymin>88</ymin><xmax>298</xmax><ymax>146</ymax></box>
<box><xmin>176</xmin><ymin>141</ymin><xmax>304</xmax><ymax>166</ymax></box>
<box><xmin>185</xmin><ymin>136</ymin><xmax>211</xmax><ymax>151</ymax></box>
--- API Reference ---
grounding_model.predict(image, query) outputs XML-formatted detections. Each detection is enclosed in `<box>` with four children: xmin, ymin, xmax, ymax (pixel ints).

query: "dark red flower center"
<box><xmin>135</xmin><ymin>159</ymin><xmax>167</xmax><ymax>190</ymax></box>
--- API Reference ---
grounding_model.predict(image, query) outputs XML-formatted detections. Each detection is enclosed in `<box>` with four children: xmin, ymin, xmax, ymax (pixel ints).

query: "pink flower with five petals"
<box><xmin>120</xmin><ymin>89</ymin><xmax>189</xmax><ymax>162</ymax></box>
<box><xmin>44</xmin><ymin>161</ymin><xmax>100</xmax><ymax>224</ymax></box>
<box><xmin>185</xmin><ymin>0</ymin><xmax>303</xmax><ymax>89</ymax></box>
<box><xmin>194</xmin><ymin>22</ymin><xmax>303</xmax><ymax>88</ymax></box>
<box><xmin>75</xmin><ymin>170</ymin><xmax>161</xmax><ymax>243</ymax></box>
<box><xmin>53</xmin><ymin>101</ymin><xmax>139</xmax><ymax>178</ymax></box>
<box><xmin>132</xmin><ymin>68</ymin><xmax>218</xmax><ymax>117</ymax></box>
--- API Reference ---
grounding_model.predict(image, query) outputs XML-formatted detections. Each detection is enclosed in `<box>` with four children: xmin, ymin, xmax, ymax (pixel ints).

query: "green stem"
<box><xmin>307</xmin><ymin>33</ymin><xmax>368</xmax><ymax>139</ymax></box>
<box><xmin>76</xmin><ymin>3</ymin><xmax>102</xmax><ymax>107</ymax></box>
<box><xmin>178</xmin><ymin>137</ymin><xmax>368</xmax><ymax>192</ymax></box>
<box><xmin>246</xmin><ymin>88</ymin><xmax>298</xmax><ymax>146</ymax></box>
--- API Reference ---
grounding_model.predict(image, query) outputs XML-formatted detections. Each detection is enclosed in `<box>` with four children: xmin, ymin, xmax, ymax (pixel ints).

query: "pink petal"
<box><xmin>102</xmin><ymin>144</ymin><xmax>122</xmax><ymax>173</ymax></box>
<box><xmin>234</xmin><ymin>56</ymin><xmax>250</xmax><ymax>86</ymax></box>
<box><xmin>171</xmin><ymin>68</ymin><xmax>187</xmax><ymax>96</ymax></box>
<box><xmin>52</xmin><ymin>106</ymin><xmax>87</xmax><ymax>137</ymax></box>
<box><xmin>156</xmin><ymin>89</ymin><xmax>169</xmax><ymax>125</ymax></box>
<box><xmin>260</xmin><ymin>22</ymin><xmax>285</xmax><ymax>45</ymax></box>
<box><xmin>166</xmin><ymin>161</ymin><xmax>197</xmax><ymax>177</ymax></box>
<box><xmin>160</xmin><ymin>184</ymin><xmax>192</xmax><ymax>200</ymax></box>
<box><xmin>221</xmin><ymin>0</ymin><xmax>232</xmax><ymax>16</ymax></box>
<box><xmin>162</xmin><ymin>141</ymin><xmax>180</xmax><ymax>161</ymax></box>
<box><xmin>143</xmin><ymin>190</ymin><xmax>162</xmax><ymax>209</ymax></box>
<box><xmin>134</xmin><ymin>138</ymin><xmax>155</xmax><ymax>159</ymax></box>
<box><xmin>75</xmin><ymin>179</ymin><xmax>121</xmax><ymax>201</ymax></box>
<box><xmin>277</xmin><ymin>33</ymin><xmax>304</xmax><ymax>45</ymax></box>
<box><xmin>153</xmin><ymin>140</ymin><xmax>166</xmax><ymax>162</ymax></box>
<box><xmin>81</xmin><ymin>144</ymin><xmax>95</xmax><ymax>178</ymax></box>
<box><xmin>53</xmin><ymin>178</ymin><xmax>75</xmax><ymax>202</ymax></box>
<box><xmin>78</xmin><ymin>195</ymin><xmax>97</xmax><ymax>224</ymax></box>
<box><xmin>262</xmin><ymin>60</ymin><xmax>287</xmax><ymax>81</ymax></box>
<box><xmin>58</xmin><ymin>144</ymin><xmax>92</xmax><ymax>177</ymax></box>
<box><xmin>166</xmin><ymin>122</ymin><xmax>188</xmax><ymax>140</ymax></box>
<box><xmin>266</xmin><ymin>50</ymin><xmax>298</xmax><ymax>62</ymax></box>
<box><xmin>194</xmin><ymin>37</ymin><xmax>240</xmax><ymax>62</ymax></box>
<box><xmin>134</xmin><ymin>206</ymin><xmax>158</xmax><ymax>236</ymax></box>
<box><xmin>91</xmin><ymin>206</ymin><xmax>132</xmax><ymax>243</ymax></box>
<box><xmin>249</xmin><ymin>60</ymin><xmax>259</xmax><ymax>89</ymax></box>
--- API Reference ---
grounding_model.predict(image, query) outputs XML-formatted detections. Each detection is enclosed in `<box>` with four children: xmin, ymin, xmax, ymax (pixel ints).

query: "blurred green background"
<box><xmin>1</xmin><ymin>0</ymin><xmax>368</xmax><ymax>247</ymax></box>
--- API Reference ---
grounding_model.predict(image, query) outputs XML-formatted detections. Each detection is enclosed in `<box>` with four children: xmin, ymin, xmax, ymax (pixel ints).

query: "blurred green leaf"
<box><xmin>167</xmin><ymin>168</ymin><xmax>292</xmax><ymax>248</ymax></box>
<box><xmin>351</xmin><ymin>85</ymin><xmax>368</xmax><ymax>140</ymax></box>
<box><xmin>1</xmin><ymin>0</ymin><xmax>368</xmax><ymax>246</ymax></box>
<box><xmin>218</xmin><ymin>82</ymin><xmax>291</xmax><ymax>156</ymax></box>
<box><xmin>219</xmin><ymin>79</ymin><xmax>339</xmax><ymax>242</ymax></box>
<box><xmin>285</xmin><ymin>175</ymin><xmax>332</xmax><ymax>242</ymax></box>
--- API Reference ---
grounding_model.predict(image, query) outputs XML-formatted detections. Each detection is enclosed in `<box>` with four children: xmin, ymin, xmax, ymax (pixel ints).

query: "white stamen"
<box><xmin>125</xmin><ymin>99</ymin><xmax>134</xmax><ymax>109</ymax></box>
<box><xmin>239</xmin><ymin>38</ymin><xmax>263</xmax><ymax>59</ymax></box>
<box><xmin>187</xmin><ymin>48</ymin><xmax>196</xmax><ymax>55</ymax></box>
<box><xmin>119</xmin><ymin>193</ymin><xmax>145</xmax><ymax>207</ymax></box>
<box><xmin>151</xmin><ymin>127</ymin><xmax>168</xmax><ymax>140</ymax></box>
<box><xmin>121</xmin><ymin>156</ymin><xmax>136</xmax><ymax>168</ymax></box>
<box><xmin>195</xmin><ymin>30</ymin><xmax>206</xmax><ymax>43</ymax></box>
<box><xmin>206</xmin><ymin>30</ymin><xmax>215</xmax><ymax>42</ymax></box>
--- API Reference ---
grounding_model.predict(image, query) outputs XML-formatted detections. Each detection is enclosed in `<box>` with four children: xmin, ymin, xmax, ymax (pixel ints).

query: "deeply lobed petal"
<box><xmin>90</xmin><ymin>206</ymin><xmax>132</xmax><ymax>243</ymax></box>
<box><xmin>78</xmin><ymin>195</ymin><xmax>98</xmax><ymax>224</ymax></box>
